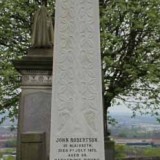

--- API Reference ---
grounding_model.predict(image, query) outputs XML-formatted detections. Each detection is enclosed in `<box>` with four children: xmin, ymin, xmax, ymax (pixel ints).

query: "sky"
<box><xmin>108</xmin><ymin>104</ymin><xmax>132</xmax><ymax>114</ymax></box>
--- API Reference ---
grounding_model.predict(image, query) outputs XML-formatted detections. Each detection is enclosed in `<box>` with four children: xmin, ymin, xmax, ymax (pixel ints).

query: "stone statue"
<box><xmin>31</xmin><ymin>6</ymin><xmax>54</xmax><ymax>48</ymax></box>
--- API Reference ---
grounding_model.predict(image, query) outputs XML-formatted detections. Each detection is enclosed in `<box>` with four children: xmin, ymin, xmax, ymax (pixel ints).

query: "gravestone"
<box><xmin>50</xmin><ymin>1</ymin><xmax>105</xmax><ymax>160</ymax></box>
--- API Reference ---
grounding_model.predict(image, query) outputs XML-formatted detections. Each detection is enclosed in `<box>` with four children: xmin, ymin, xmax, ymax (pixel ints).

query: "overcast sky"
<box><xmin>109</xmin><ymin>104</ymin><xmax>132</xmax><ymax>114</ymax></box>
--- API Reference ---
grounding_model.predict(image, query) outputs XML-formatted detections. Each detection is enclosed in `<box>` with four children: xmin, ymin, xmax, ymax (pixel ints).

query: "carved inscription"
<box><xmin>55</xmin><ymin>137</ymin><xmax>99</xmax><ymax>160</ymax></box>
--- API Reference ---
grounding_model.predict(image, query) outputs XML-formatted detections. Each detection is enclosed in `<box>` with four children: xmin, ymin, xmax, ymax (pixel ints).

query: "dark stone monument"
<box><xmin>13</xmin><ymin>48</ymin><xmax>52</xmax><ymax>160</ymax></box>
<box><xmin>13</xmin><ymin>6</ymin><xmax>53</xmax><ymax>160</ymax></box>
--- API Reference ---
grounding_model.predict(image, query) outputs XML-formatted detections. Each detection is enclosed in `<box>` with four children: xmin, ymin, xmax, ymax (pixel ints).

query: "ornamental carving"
<box><xmin>53</xmin><ymin>0</ymin><xmax>101</xmax><ymax>135</ymax></box>
<box><xmin>22</xmin><ymin>71</ymin><xmax>52</xmax><ymax>86</ymax></box>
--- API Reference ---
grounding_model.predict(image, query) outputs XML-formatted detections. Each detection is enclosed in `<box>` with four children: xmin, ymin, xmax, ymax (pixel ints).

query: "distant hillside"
<box><xmin>110</xmin><ymin>112</ymin><xmax>158</xmax><ymax>125</ymax></box>
<box><xmin>109</xmin><ymin>112</ymin><xmax>160</xmax><ymax>139</ymax></box>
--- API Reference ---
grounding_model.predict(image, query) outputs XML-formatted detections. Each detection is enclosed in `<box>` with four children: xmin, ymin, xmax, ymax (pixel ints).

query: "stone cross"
<box><xmin>50</xmin><ymin>0</ymin><xmax>105</xmax><ymax>160</ymax></box>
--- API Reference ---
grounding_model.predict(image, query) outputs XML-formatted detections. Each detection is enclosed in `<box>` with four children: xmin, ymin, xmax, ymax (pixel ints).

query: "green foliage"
<box><xmin>0</xmin><ymin>0</ymin><xmax>160</xmax><ymax>126</ymax></box>
<box><xmin>5</xmin><ymin>156</ymin><xmax>15</xmax><ymax>160</ymax></box>
<box><xmin>115</xmin><ymin>144</ymin><xmax>126</xmax><ymax>160</ymax></box>
<box><xmin>0</xmin><ymin>0</ymin><xmax>55</xmax><ymax>123</ymax></box>
<box><xmin>0</xmin><ymin>151</ymin><xmax>3</xmax><ymax>158</ymax></box>
<box><xmin>3</xmin><ymin>148</ymin><xmax>15</xmax><ymax>154</ymax></box>
<box><xmin>107</xmin><ymin>112</ymin><xmax>118</xmax><ymax>126</ymax></box>
<box><xmin>143</xmin><ymin>147</ymin><xmax>160</xmax><ymax>157</ymax></box>
<box><xmin>4</xmin><ymin>139</ymin><xmax>17</xmax><ymax>148</ymax></box>
<box><xmin>100</xmin><ymin>0</ymin><xmax>160</xmax><ymax>124</ymax></box>
<box><xmin>115</xmin><ymin>145</ymin><xmax>160</xmax><ymax>159</ymax></box>
<box><xmin>2</xmin><ymin>155</ymin><xmax>15</xmax><ymax>160</ymax></box>
<box><xmin>0</xmin><ymin>148</ymin><xmax>16</xmax><ymax>159</ymax></box>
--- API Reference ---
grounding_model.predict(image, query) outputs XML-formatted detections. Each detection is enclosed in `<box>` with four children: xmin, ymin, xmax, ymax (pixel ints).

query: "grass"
<box><xmin>0</xmin><ymin>148</ymin><xmax>16</xmax><ymax>160</ymax></box>
<box><xmin>143</xmin><ymin>147</ymin><xmax>160</xmax><ymax>157</ymax></box>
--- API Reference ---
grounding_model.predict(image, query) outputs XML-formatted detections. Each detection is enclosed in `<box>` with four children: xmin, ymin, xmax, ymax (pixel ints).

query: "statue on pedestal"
<box><xmin>31</xmin><ymin>6</ymin><xmax>54</xmax><ymax>48</ymax></box>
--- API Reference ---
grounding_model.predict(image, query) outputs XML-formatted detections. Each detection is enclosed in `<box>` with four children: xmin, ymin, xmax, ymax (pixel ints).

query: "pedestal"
<box><xmin>13</xmin><ymin>48</ymin><xmax>53</xmax><ymax>160</ymax></box>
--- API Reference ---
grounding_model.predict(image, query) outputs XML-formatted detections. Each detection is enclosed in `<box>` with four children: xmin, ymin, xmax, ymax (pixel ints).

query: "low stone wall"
<box><xmin>123</xmin><ymin>157</ymin><xmax>160</xmax><ymax>160</ymax></box>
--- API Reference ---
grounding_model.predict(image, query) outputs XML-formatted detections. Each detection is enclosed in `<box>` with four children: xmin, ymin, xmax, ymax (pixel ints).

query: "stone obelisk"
<box><xmin>50</xmin><ymin>0</ymin><xmax>105</xmax><ymax>160</ymax></box>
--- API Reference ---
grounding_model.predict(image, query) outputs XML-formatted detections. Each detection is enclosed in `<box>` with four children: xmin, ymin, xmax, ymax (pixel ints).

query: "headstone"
<box><xmin>50</xmin><ymin>1</ymin><xmax>105</xmax><ymax>160</ymax></box>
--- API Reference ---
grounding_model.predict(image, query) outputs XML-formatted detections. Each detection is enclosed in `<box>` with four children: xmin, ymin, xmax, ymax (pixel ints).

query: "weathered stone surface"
<box><xmin>50</xmin><ymin>1</ymin><xmax>105</xmax><ymax>160</ymax></box>
<box><xmin>18</xmin><ymin>90</ymin><xmax>51</xmax><ymax>160</ymax></box>
<box><xmin>27</xmin><ymin>48</ymin><xmax>53</xmax><ymax>57</ymax></box>
<box><xmin>14</xmin><ymin>49</ymin><xmax>52</xmax><ymax>160</ymax></box>
<box><xmin>22</xmin><ymin>92</ymin><xmax>51</xmax><ymax>136</ymax></box>
<box><xmin>31</xmin><ymin>6</ymin><xmax>54</xmax><ymax>48</ymax></box>
<box><xmin>13</xmin><ymin>55</ymin><xmax>53</xmax><ymax>73</ymax></box>
<box><xmin>21</xmin><ymin>132</ymin><xmax>46</xmax><ymax>160</ymax></box>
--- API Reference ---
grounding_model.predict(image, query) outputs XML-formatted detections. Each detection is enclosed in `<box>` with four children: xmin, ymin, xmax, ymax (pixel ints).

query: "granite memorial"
<box><xmin>50</xmin><ymin>1</ymin><xmax>105</xmax><ymax>160</ymax></box>
<box><xmin>13</xmin><ymin>5</ymin><xmax>53</xmax><ymax>160</ymax></box>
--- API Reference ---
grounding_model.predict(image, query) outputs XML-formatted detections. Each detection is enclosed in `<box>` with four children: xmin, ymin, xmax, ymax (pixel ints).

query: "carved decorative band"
<box><xmin>22</xmin><ymin>75</ymin><xmax>52</xmax><ymax>86</ymax></box>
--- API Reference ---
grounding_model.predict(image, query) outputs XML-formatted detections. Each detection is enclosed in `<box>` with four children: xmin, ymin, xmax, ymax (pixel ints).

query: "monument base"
<box><xmin>105</xmin><ymin>137</ymin><xmax>115</xmax><ymax>160</ymax></box>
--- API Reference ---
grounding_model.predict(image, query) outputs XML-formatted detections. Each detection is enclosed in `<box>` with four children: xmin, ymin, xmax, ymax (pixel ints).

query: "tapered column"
<box><xmin>50</xmin><ymin>1</ymin><xmax>105</xmax><ymax>160</ymax></box>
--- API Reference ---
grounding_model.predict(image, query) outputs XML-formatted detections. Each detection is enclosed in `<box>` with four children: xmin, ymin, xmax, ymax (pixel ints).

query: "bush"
<box><xmin>143</xmin><ymin>147</ymin><xmax>160</xmax><ymax>157</ymax></box>
<box><xmin>0</xmin><ymin>151</ymin><xmax>3</xmax><ymax>158</ymax></box>
<box><xmin>115</xmin><ymin>144</ymin><xmax>127</xmax><ymax>160</ymax></box>
<box><xmin>3</xmin><ymin>155</ymin><xmax>16</xmax><ymax>160</ymax></box>
<box><xmin>4</xmin><ymin>139</ymin><xmax>16</xmax><ymax>148</ymax></box>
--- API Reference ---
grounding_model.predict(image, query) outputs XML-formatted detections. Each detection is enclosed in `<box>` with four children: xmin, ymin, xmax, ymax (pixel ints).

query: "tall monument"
<box><xmin>50</xmin><ymin>1</ymin><xmax>105</xmax><ymax>160</ymax></box>
<box><xmin>13</xmin><ymin>5</ymin><xmax>53</xmax><ymax>160</ymax></box>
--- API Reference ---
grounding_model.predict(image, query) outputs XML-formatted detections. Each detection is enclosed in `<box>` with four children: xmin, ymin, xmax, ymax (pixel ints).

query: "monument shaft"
<box><xmin>50</xmin><ymin>0</ymin><xmax>105</xmax><ymax>160</ymax></box>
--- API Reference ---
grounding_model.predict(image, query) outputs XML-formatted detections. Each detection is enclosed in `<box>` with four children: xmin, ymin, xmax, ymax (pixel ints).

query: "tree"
<box><xmin>0</xmin><ymin>0</ymin><xmax>30</xmax><ymax>123</ymax></box>
<box><xmin>100</xmin><ymin>0</ymin><xmax>160</xmax><ymax>136</ymax></box>
<box><xmin>0</xmin><ymin>0</ymin><xmax>55</xmax><ymax>123</ymax></box>
<box><xmin>0</xmin><ymin>0</ymin><xmax>160</xmax><ymax>137</ymax></box>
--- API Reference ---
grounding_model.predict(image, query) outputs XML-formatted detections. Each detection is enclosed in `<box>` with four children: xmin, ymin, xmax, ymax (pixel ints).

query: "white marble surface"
<box><xmin>50</xmin><ymin>0</ymin><xmax>105</xmax><ymax>160</ymax></box>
